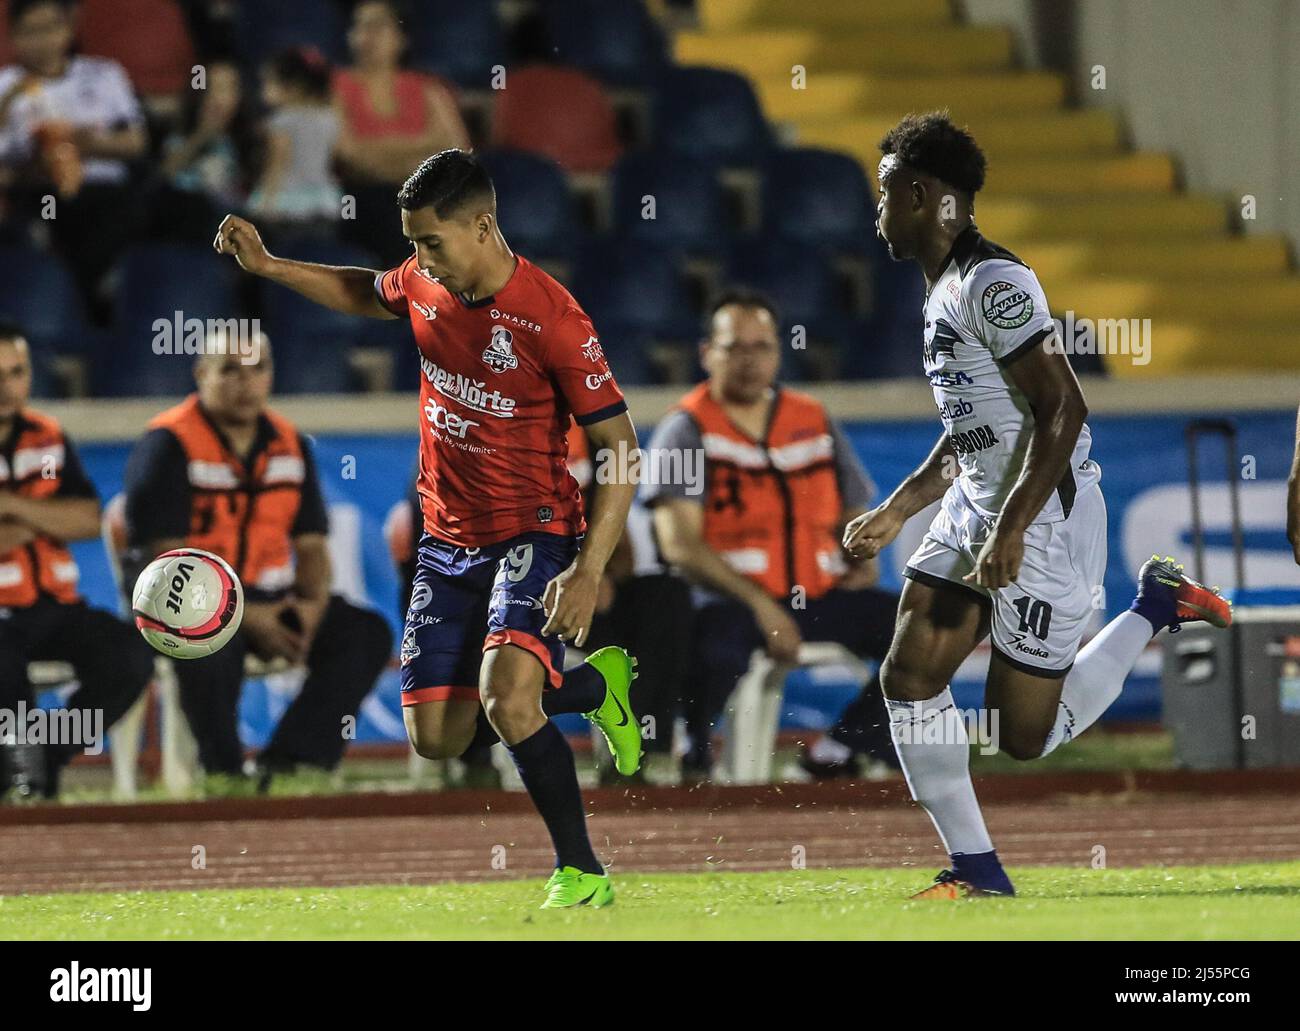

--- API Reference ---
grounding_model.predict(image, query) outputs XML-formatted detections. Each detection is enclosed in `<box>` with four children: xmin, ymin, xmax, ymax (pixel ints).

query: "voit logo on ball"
<box><xmin>482</xmin><ymin>325</ymin><xmax>518</xmax><ymax>373</ymax></box>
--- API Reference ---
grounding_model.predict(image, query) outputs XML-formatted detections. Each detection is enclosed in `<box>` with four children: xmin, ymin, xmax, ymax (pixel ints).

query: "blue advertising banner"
<box><xmin>61</xmin><ymin>407</ymin><xmax>1300</xmax><ymax>744</ymax></box>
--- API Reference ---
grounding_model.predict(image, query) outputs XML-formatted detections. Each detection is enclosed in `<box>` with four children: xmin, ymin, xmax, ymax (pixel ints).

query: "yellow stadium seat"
<box><xmin>755</xmin><ymin>71</ymin><xmax>1067</xmax><ymax>122</ymax></box>
<box><xmin>982</xmin><ymin>154</ymin><xmax>1177</xmax><ymax>196</ymax></box>
<box><xmin>1026</xmin><ymin>238</ymin><xmax>1291</xmax><ymax>280</ymax></box>
<box><xmin>673</xmin><ymin>25</ymin><xmax>1014</xmax><ymax>78</ymax></box>
<box><xmin>697</xmin><ymin>0</ymin><xmax>951</xmax><ymax>32</ymax></box>
<box><xmin>977</xmin><ymin>196</ymin><xmax>1226</xmax><ymax>240</ymax></box>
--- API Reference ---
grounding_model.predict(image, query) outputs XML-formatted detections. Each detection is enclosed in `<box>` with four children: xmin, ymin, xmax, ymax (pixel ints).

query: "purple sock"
<box><xmin>951</xmin><ymin>850</ymin><xmax>1015</xmax><ymax>895</ymax></box>
<box><xmin>1130</xmin><ymin>590</ymin><xmax>1176</xmax><ymax>634</ymax></box>
<box><xmin>542</xmin><ymin>662</ymin><xmax>605</xmax><ymax>716</ymax></box>
<box><xmin>507</xmin><ymin>721</ymin><xmax>603</xmax><ymax>874</ymax></box>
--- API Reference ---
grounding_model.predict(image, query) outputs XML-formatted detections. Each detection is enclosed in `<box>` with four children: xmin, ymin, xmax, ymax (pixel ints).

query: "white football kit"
<box><xmin>904</xmin><ymin>226</ymin><xmax>1106</xmax><ymax>677</ymax></box>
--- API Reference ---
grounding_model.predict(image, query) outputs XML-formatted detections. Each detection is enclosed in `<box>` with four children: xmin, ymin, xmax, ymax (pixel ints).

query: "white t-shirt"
<box><xmin>0</xmin><ymin>56</ymin><xmax>143</xmax><ymax>184</ymax></box>
<box><xmin>922</xmin><ymin>226</ymin><xmax>1100</xmax><ymax>523</ymax></box>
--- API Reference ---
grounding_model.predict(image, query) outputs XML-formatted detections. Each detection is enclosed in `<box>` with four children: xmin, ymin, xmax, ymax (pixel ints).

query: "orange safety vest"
<box><xmin>0</xmin><ymin>409</ymin><xmax>82</xmax><ymax>606</ymax></box>
<box><xmin>679</xmin><ymin>384</ymin><xmax>845</xmax><ymax>601</ymax></box>
<box><xmin>149</xmin><ymin>395</ymin><xmax>305</xmax><ymax>594</ymax></box>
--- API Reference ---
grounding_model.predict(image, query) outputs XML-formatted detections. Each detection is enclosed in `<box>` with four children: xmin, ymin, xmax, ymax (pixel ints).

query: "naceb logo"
<box><xmin>412</xmin><ymin>299</ymin><xmax>437</xmax><ymax>321</ymax></box>
<box><xmin>482</xmin><ymin>325</ymin><xmax>518</xmax><ymax>373</ymax></box>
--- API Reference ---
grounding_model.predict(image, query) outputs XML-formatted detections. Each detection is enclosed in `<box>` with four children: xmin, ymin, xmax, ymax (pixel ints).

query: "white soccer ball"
<box><xmin>132</xmin><ymin>548</ymin><xmax>244</xmax><ymax>659</ymax></box>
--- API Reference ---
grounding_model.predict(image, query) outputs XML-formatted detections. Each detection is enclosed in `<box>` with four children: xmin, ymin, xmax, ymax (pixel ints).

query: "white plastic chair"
<box><xmin>722</xmin><ymin>641</ymin><xmax>868</xmax><ymax>784</ymax></box>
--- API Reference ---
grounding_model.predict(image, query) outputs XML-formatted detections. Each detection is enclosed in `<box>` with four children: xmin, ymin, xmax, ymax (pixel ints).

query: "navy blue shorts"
<box><xmin>399</xmin><ymin>531</ymin><xmax>579</xmax><ymax>707</ymax></box>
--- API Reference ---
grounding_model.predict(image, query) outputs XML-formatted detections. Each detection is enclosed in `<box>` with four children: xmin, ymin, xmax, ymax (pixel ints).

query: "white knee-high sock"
<box><xmin>887</xmin><ymin>687</ymin><xmax>993</xmax><ymax>856</ymax></box>
<box><xmin>1040</xmin><ymin>611</ymin><xmax>1153</xmax><ymax>756</ymax></box>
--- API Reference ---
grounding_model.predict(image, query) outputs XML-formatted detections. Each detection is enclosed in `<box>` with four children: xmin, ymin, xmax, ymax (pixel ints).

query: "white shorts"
<box><xmin>903</xmin><ymin>481</ymin><xmax>1108</xmax><ymax>677</ymax></box>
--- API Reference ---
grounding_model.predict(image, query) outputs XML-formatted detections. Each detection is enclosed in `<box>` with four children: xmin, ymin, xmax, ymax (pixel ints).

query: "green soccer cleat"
<box><xmin>582</xmin><ymin>646</ymin><xmax>642</xmax><ymax>776</ymax></box>
<box><xmin>540</xmin><ymin>866</ymin><xmax>615</xmax><ymax>909</ymax></box>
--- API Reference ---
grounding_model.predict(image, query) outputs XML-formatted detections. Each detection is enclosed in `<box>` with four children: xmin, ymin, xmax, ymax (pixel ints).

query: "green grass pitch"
<box><xmin>4</xmin><ymin>862</ymin><xmax>1299</xmax><ymax>940</ymax></box>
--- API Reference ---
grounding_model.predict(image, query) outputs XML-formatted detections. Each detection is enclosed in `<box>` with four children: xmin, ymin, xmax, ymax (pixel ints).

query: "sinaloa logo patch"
<box><xmin>981</xmin><ymin>280</ymin><xmax>1034</xmax><ymax>329</ymax></box>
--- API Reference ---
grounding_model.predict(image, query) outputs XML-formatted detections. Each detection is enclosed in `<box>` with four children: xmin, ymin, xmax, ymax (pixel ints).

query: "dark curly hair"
<box><xmin>879</xmin><ymin>111</ymin><xmax>987</xmax><ymax>195</ymax></box>
<box><xmin>398</xmin><ymin>148</ymin><xmax>495</xmax><ymax>217</ymax></box>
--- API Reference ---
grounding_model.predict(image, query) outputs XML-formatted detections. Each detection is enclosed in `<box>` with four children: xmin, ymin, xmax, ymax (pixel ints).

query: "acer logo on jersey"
<box><xmin>424</xmin><ymin>398</ymin><xmax>478</xmax><ymax>439</ymax></box>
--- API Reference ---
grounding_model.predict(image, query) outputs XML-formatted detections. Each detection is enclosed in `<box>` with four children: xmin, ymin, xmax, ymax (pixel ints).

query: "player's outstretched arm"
<box><xmin>1288</xmin><ymin>405</ymin><xmax>1300</xmax><ymax>564</ymax></box>
<box><xmin>212</xmin><ymin>214</ymin><xmax>397</xmax><ymax>320</ymax></box>
<box><xmin>844</xmin><ymin>431</ymin><xmax>955</xmax><ymax>559</ymax></box>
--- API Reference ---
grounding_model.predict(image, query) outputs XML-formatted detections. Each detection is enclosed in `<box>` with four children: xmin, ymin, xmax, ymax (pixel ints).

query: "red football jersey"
<box><xmin>375</xmin><ymin>253</ymin><xmax>626</xmax><ymax>546</ymax></box>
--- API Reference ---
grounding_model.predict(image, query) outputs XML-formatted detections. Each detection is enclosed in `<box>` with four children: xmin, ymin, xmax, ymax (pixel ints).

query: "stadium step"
<box><xmin>697</xmin><ymin>0</ymin><xmax>952</xmax><ymax>32</ymax></box>
<box><xmin>1099</xmin><ymin>321</ymin><xmax>1300</xmax><ymax>376</ymax></box>
<box><xmin>673</xmin><ymin>25</ymin><xmax>1014</xmax><ymax>77</ymax></box>
<box><xmin>1051</xmin><ymin>277</ymin><xmax>1300</xmax><ymax>321</ymax></box>
<box><xmin>797</xmin><ymin>110</ymin><xmax>1126</xmax><ymax>165</ymax></box>
<box><xmin>983</xmin><ymin>153</ymin><xmax>1177</xmax><ymax>195</ymax></box>
<box><xmin>978</xmin><ymin>195</ymin><xmax>1227</xmax><ymax>240</ymax></box>
<box><xmin>1025</xmin><ymin>237</ymin><xmax>1292</xmax><ymax>281</ymax></box>
<box><xmin>753</xmin><ymin>71</ymin><xmax>1068</xmax><ymax>122</ymax></box>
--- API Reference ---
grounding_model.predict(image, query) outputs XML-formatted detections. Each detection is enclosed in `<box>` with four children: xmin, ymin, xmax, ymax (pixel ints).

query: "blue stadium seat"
<box><xmin>541</xmin><ymin>0</ymin><xmax>667</xmax><ymax>85</ymax></box>
<box><xmin>725</xmin><ymin>236</ymin><xmax>844</xmax><ymax>338</ymax></box>
<box><xmin>723</xmin><ymin>236</ymin><xmax>866</xmax><ymax>379</ymax></box>
<box><xmin>99</xmin><ymin>244</ymin><xmax>240</xmax><ymax>397</ymax></box>
<box><xmin>234</xmin><ymin>0</ymin><xmax>348</xmax><ymax>66</ymax></box>
<box><xmin>762</xmin><ymin>148</ymin><xmax>875</xmax><ymax>254</ymax></box>
<box><xmin>569</xmin><ymin>241</ymin><xmax>698</xmax><ymax>345</ymax></box>
<box><xmin>479</xmin><ymin>149</ymin><xmax>580</xmax><ymax>263</ymax></box>
<box><xmin>0</xmin><ymin>245</ymin><xmax>88</xmax><ymax>354</ymax></box>
<box><xmin>611</xmin><ymin>150</ymin><xmax>729</xmax><ymax>257</ymax></box>
<box><xmin>842</xmin><ymin>255</ymin><xmax>925</xmax><ymax>380</ymax></box>
<box><xmin>654</xmin><ymin>66</ymin><xmax>772</xmax><ymax>167</ymax></box>
<box><xmin>256</xmin><ymin>238</ymin><xmax>375</xmax><ymax>394</ymax></box>
<box><xmin>26</xmin><ymin>345</ymin><xmax>58</xmax><ymax>398</ymax></box>
<box><xmin>404</xmin><ymin>0</ymin><xmax>506</xmax><ymax>87</ymax></box>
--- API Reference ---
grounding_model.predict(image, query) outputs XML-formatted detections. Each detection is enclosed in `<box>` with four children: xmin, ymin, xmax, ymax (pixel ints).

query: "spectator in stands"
<box><xmin>0</xmin><ymin>0</ymin><xmax>146</xmax><ymax>314</ymax></box>
<box><xmin>248</xmin><ymin>47</ymin><xmax>342</xmax><ymax>232</ymax></box>
<box><xmin>642</xmin><ymin>289</ymin><xmax>900</xmax><ymax>782</ymax></box>
<box><xmin>122</xmin><ymin>331</ymin><xmax>392</xmax><ymax>792</ymax></box>
<box><xmin>0</xmin><ymin>319</ymin><xmax>153</xmax><ymax>801</ymax></box>
<box><xmin>149</xmin><ymin>58</ymin><xmax>256</xmax><ymax>242</ymax></box>
<box><xmin>332</xmin><ymin>0</ymin><xmax>469</xmax><ymax>262</ymax></box>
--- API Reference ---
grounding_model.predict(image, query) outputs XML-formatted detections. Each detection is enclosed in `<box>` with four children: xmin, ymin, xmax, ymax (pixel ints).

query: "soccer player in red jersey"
<box><xmin>213</xmin><ymin>150</ymin><xmax>642</xmax><ymax>908</ymax></box>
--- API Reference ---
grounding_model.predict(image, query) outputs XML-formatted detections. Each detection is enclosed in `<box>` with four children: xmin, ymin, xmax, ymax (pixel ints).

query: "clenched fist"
<box><xmin>213</xmin><ymin>214</ymin><xmax>273</xmax><ymax>276</ymax></box>
<box><xmin>843</xmin><ymin>502</ymin><xmax>906</xmax><ymax>560</ymax></box>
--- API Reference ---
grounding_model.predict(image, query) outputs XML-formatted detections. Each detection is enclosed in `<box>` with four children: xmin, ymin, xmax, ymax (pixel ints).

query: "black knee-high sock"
<box><xmin>541</xmin><ymin>663</ymin><xmax>605</xmax><ymax>717</ymax></box>
<box><xmin>507</xmin><ymin>720</ymin><xmax>603</xmax><ymax>874</ymax></box>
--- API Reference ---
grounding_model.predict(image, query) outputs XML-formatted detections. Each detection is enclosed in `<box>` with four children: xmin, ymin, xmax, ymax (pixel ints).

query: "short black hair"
<box><xmin>704</xmin><ymin>286</ymin><xmax>782</xmax><ymax>335</ymax></box>
<box><xmin>9</xmin><ymin>0</ymin><xmax>73</xmax><ymax>26</ymax></box>
<box><xmin>397</xmin><ymin>149</ymin><xmax>495</xmax><ymax>218</ymax></box>
<box><xmin>267</xmin><ymin>46</ymin><xmax>332</xmax><ymax>101</ymax></box>
<box><xmin>879</xmin><ymin>111</ymin><xmax>986</xmax><ymax>195</ymax></box>
<box><xmin>0</xmin><ymin>317</ymin><xmax>28</xmax><ymax>343</ymax></box>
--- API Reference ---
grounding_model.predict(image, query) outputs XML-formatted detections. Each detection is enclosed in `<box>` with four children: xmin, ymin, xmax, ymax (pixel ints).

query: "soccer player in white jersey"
<box><xmin>844</xmin><ymin>112</ymin><xmax>1233</xmax><ymax>898</ymax></box>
